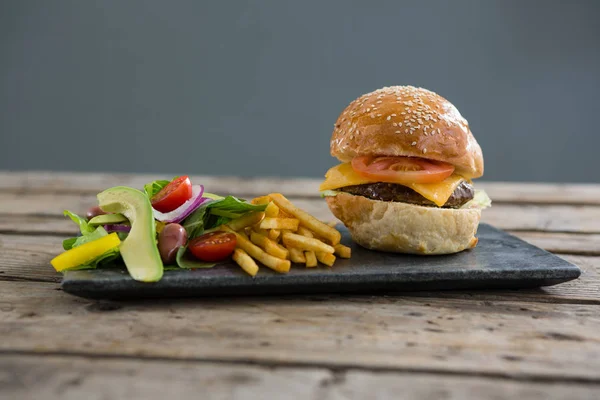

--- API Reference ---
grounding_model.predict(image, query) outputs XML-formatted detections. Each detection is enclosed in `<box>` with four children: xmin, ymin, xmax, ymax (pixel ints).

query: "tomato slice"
<box><xmin>188</xmin><ymin>231</ymin><xmax>237</xmax><ymax>262</ymax></box>
<box><xmin>351</xmin><ymin>156</ymin><xmax>455</xmax><ymax>184</ymax></box>
<box><xmin>151</xmin><ymin>176</ymin><xmax>193</xmax><ymax>213</ymax></box>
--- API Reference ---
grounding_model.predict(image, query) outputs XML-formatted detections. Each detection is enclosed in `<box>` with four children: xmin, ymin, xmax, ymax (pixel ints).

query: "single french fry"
<box><xmin>253</xmin><ymin>227</ymin><xmax>269</xmax><ymax>236</ymax></box>
<box><xmin>304</xmin><ymin>251</ymin><xmax>317</xmax><ymax>267</ymax></box>
<box><xmin>268</xmin><ymin>229</ymin><xmax>281</xmax><ymax>241</ymax></box>
<box><xmin>269</xmin><ymin>193</ymin><xmax>341</xmax><ymax>245</ymax></box>
<box><xmin>223</xmin><ymin>226</ymin><xmax>290</xmax><ymax>273</ymax></box>
<box><xmin>259</xmin><ymin>217</ymin><xmax>299</xmax><ymax>231</ymax></box>
<box><xmin>282</xmin><ymin>232</ymin><xmax>335</xmax><ymax>254</ymax></box>
<box><xmin>238</xmin><ymin>230</ymin><xmax>250</xmax><ymax>241</ymax></box>
<box><xmin>251</xmin><ymin>196</ymin><xmax>271</xmax><ymax>205</ymax></box>
<box><xmin>316</xmin><ymin>252</ymin><xmax>336</xmax><ymax>267</ymax></box>
<box><xmin>289</xmin><ymin>247</ymin><xmax>306</xmax><ymax>263</ymax></box>
<box><xmin>297</xmin><ymin>226</ymin><xmax>313</xmax><ymax>238</ymax></box>
<box><xmin>264</xmin><ymin>201</ymin><xmax>280</xmax><ymax>218</ymax></box>
<box><xmin>226</xmin><ymin>211</ymin><xmax>265</xmax><ymax>231</ymax></box>
<box><xmin>334</xmin><ymin>244</ymin><xmax>352</xmax><ymax>259</ymax></box>
<box><xmin>250</xmin><ymin>231</ymin><xmax>289</xmax><ymax>260</ymax></box>
<box><xmin>232</xmin><ymin>248</ymin><xmax>259</xmax><ymax>277</ymax></box>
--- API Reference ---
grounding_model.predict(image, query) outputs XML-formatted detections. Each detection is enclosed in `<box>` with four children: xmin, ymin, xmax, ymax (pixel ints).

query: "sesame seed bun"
<box><xmin>331</xmin><ymin>86</ymin><xmax>484</xmax><ymax>179</ymax></box>
<box><xmin>327</xmin><ymin>193</ymin><xmax>480</xmax><ymax>255</ymax></box>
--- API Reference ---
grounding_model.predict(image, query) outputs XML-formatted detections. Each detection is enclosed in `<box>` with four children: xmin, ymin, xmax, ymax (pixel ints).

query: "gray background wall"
<box><xmin>1</xmin><ymin>0</ymin><xmax>599</xmax><ymax>182</ymax></box>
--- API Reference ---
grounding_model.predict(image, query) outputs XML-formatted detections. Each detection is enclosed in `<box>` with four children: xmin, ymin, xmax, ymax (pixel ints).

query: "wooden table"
<box><xmin>1</xmin><ymin>171</ymin><xmax>599</xmax><ymax>399</ymax></box>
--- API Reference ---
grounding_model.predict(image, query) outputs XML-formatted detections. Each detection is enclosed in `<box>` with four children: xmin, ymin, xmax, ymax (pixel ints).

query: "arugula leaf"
<box><xmin>182</xmin><ymin>196</ymin><xmax>267</xmax><ymax>239</ymax></box>
<box><xmin>62</xmin><ymin>237</ymin><xmax>78</xmax><ymax>251</ymax></box>
<box><xmin>207</xmin><ymin>195</ymin><xmax>267</xmax><ymax>215</ymax></box>
<box><xmin>175</xmin><ymin>246</ymin><xmax>217</xmax><ymax>269</ymax></box>
<box><xmin>182</xmin><ymin>200</ymin><xmax>216</xmax><ymax>238</ymax></box>
<box><xmin>64</xmin><ymin>210</ymin><xmax>94</xmax><ymax>234</ymax></box>
<box><xmin>143</xmin><ymin>179</ymin><xmax>171</xmax><ymax>198</ymax></box>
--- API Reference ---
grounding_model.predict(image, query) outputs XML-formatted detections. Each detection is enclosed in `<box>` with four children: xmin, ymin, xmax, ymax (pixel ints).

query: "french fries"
<box><xmin>250</xmin><ymin>231</ymin><xmax>289</xmax><ymax>260</ymax></box>
<box><xmin>316</xmin><ymin>252</ymin><xmax>336</xmax><ymax>267</ymax></box>
<box><xmin>289</xmin><ymin>247</ymin><xmax>306</xmax><ymax>263</ymax></box>
<box><xmin>334</xmin><ymin>244</ymin><xmax>352</xmax><ymax>259</ymax></box>
<box><xmin>251</xmin><ymin>195</ymin><xmax>271</xmax><ymax>205</ymax></box>
<box><xmin>232</xmin><ymin>248</ymin><xmax>259</xmax><ymax>277</ymax></box>
<box><xmin>225</xmin><ymin>193</ymin><xmax>350</xmax><ymax>276</ymax></box>
<box><xmin>268</xmin><ymin>229</ymin><xmax>281</xmax><ymax>241</ymax></box>
<box><xmin>304</xmin><ymin>251</ymin><xmax>317</xmax><ymax>267</ymax></box>
<box><xmin>260</xmin><ymin>217</ymin><xmax>299</xmax><ymax>231</ymax></box>
<box><xmin>282</xmin><ymin>232</ymin><xmax>335</xmax><ymax>254</ymax></box>
<box><xmin>268</xmin><ymin>193</ymin><xmax>341</xmax><ymax>245</ymax></box>
<box><xmin>226</xmin><ymin>211</ymin><xmax>265</xmax><ymax>231</ymax></box>
<box><xmin>264</xmin><ymin>201</ymin><xmax>280</xmax><ymax>218</ymax></box>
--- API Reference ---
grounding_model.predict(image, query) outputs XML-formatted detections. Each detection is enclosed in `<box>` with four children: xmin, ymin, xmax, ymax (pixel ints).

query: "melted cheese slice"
<box><xmin>319</xmin><ymin>163</ymin><xmax>465</xmax><ymax>207</ymax></box>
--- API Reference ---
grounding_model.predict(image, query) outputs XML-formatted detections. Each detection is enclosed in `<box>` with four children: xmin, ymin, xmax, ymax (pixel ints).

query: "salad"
<box><xmin>51</xmin><ymin>176</ymin><xmax>348</xmax><ymax>281</ymax></box>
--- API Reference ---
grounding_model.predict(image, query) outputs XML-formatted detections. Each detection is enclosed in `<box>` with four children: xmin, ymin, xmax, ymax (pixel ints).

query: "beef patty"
<box><xmin>340</xmin><ymin>181</ymin><xmax>474</xmax><ymax>208</ymax></box>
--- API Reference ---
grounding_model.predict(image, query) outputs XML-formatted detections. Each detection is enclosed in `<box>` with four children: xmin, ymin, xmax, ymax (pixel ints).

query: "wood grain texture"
<box><xmin>0</xmin><ymin>234</ymin><xmax>598</xmax><ymax>301</ymax></box>
<box><xmin>2</xmin><ymin>192</ymin><xmax>600</xmax><ymax>234</ymax></box>
<box><xmin>1</xmin><ymin>354</ymin><xmax>599</xmax><ymax>400</ymax></box>
<box><xmin>1</xmin><ymin>281</ymin><xmax>599</xmax><ymax>381</ymax></box>
<box><xmin>2</xmin><ymin>171</ymin><xmax>600</xmax><ymax>205</ymax></box>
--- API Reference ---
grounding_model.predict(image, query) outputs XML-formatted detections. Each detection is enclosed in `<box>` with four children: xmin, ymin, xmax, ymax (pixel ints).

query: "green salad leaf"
<box><xmin>64</xmin><ymin>210</ymin><xmax>94</xmax><ymax>234</ymax></box>
<box><xmin>143</xmin><ymin>179</ymin><xmax>171</xmax><ymax>198</ymax></box>
<box><xmin>61</xmin><ymin>210</ymin><xmax>122</xmax><ymax>270</ymax></box>
<box><xmin>462</xmin><ymin>190</ymin><xmax>492</xmax><ymax>210</ymax></box>
<box><xmin>175</xmin><ymin>246</ymin><xmax>217</xmax><ymax>269</ymax></box>
<box><xmin>320</xmin><ymin>190</ymin><xmax>339</xmax><ymax>197</ymax></box>
<box><xmin>182</xmin><ymin>195</ymin><xmax>267</xmax><ymax>239</ymax></box>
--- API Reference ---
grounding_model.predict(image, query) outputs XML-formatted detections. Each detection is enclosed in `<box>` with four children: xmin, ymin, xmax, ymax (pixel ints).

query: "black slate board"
<box><xmin>62</xmin><ymin>224</ymin><xmax>581</xmax><ymax>300</ymax></box>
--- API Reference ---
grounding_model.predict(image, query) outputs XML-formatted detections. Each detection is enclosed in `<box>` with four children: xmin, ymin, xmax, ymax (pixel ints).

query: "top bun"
<box><xmin>330</xmin><ymin>86</ymin><xmax>483</xmax><ymax>179</ymax></box>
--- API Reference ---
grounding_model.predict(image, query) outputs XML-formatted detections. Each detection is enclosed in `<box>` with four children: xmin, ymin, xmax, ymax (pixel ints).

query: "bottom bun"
<box><xmin>326</xmin><ymin>192</ymin><xmax>480</xmax><ymax>255</ymax></box>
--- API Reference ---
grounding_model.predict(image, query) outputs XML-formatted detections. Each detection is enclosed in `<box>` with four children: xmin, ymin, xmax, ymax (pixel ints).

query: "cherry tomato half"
<box><xmin>151</xmin><ymin>176</ymin><xmax>193</xmax><ymax>213</ymax></box>
<box><xmin>351</xmin><ymin>156</ymin><xmax>455</xmax><ymax>185</ymax></box>
<box><xmin>188</xmin><ymin>231</ymin><xmax>237</xmax><ymax>262</ymax></box>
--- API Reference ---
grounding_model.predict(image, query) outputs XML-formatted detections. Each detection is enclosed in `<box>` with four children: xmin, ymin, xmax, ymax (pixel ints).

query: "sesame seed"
<box><xmin>393</xmin><ymin>122</ymin><xmax>397</xmax><ymax>126</ymax></box>
<box><xmin>411</xmin><ymin>141</ymin><xmax>417</xmax><ymax>146</ymax></box>
<box><xmin>423</xmin><ymin>148</ymin><xmax>427</xmax><ymax>153</ymax></box>
<box><xmin>391</xmin><ymin>113</ymin><xmax>396</xmax><ymax>117</ymax></box>
<box><xmin>395</xmin><ymin>130</ymin><xmax>400</xmax><ymax>133</ymax></box>
<box><xmin>377</xmin><ymin>113</ymin><xmax>382</xmax><ymax>117</ymax></box>
<box><xmin>386</xmin><ymin>116</ymin><xmax>391</xmax><ymax>121</ymax></box>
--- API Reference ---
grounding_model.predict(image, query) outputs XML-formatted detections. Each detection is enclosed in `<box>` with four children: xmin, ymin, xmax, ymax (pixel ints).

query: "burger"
<box><xmin>320</xmin><ymin>86</ymin><xmax>491</xmax><ymax>255</ymax></box>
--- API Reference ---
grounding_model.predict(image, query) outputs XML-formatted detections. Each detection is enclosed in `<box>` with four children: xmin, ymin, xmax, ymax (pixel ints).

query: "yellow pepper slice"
<box><xmin>51</xmin><ymin>233</ymin><xmax>121</xmax><ymax>272</ymax></box>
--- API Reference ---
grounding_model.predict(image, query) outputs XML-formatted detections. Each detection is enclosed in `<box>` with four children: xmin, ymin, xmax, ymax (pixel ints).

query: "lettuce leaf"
<box><xmin>61</xmin><ymin>210</ymin><xmax>122</xmax><ymax>269</ymax></box>
<box><xmin>462</xmin><ymin>190</ymin><xmax>492</xmax><ymax>210</ymax></box>
<box><xmin>320</xmin><ymin>190</ymin><xmax>339</xmax><ymax>197</ymax></box>
<box><xmin>143</xmin><ymin>179</ymin><xmax>171</xmax><ymax>198</ymax></box>
<box><xmin>62</xmin><ymin>210</ymin><xmax>111</xmax><ymax>250</ymax></box>
<box><xmin>182</xmin><ymin>196</ymin><xmax>267</xmax><ymax>239</ymax></box>
<box><xmin>175</xmin><ymin>246</ymin><xmax>217</xmax><ymax>269</ymax></box>
<box><xmin>64</xmin><ymin>210</ymin><xmax>94</xmax><ymax>234</ymax></box>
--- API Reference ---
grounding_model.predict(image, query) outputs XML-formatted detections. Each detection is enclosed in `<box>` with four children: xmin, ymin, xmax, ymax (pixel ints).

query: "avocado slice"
<box><xmin>88</xmin><ymin>213</ymin><xmax>129</xmax><ymax>226</ymax></box>
<box><xmin>97</xmin><ymin>186</ymin><xmax>163</xmax><ymax>282</ymax></box>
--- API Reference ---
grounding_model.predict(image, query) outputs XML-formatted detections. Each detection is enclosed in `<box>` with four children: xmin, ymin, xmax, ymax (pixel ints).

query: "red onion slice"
<box><xmin>153</xmin><ymin>184</ymin><xmax>206</xmax><ymax>223</ymax></box>
<box><xmin>104</xmin><ymin>224</ymin><xmax>131</xmax><ymax>233</ymax></box>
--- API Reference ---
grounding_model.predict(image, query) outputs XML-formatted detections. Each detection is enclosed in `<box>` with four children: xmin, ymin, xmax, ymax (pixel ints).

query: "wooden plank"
<box><xmin>1</xmin><ymin>281</ymin><xmax>599</xmax><ymax>381</ymax></box>
<box><xmin>0</xmin><ymin>171</ymin><xmax>322</xmax><ymax>198</ymax></box>
<box><xmin>2</xmin><ymin>192</ymin><xmax>600</xmax><ymax>233</ymax></box>
<box><xmin>2</xmin><ymin>171</ymin><xmax>600</xmax><ymax>205</ymax></box>
<box><xmin>0</xmin><ymin>233</ymin><xmax>598</xmax><ymax>301</ymax></box>
<box><xmin>1</xmin><ymin>355</ymin><xmax>598</xmax><ymax>400</ymax></box>
<box><xmin>3</xmin><ymin>171</ymin><xmax>600</xmax><ymax>206</ymax></box>
<box><xmin>511</xmin><ymin>232</ymin><xmax>600</xmax><ymax>256</ymax></box>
